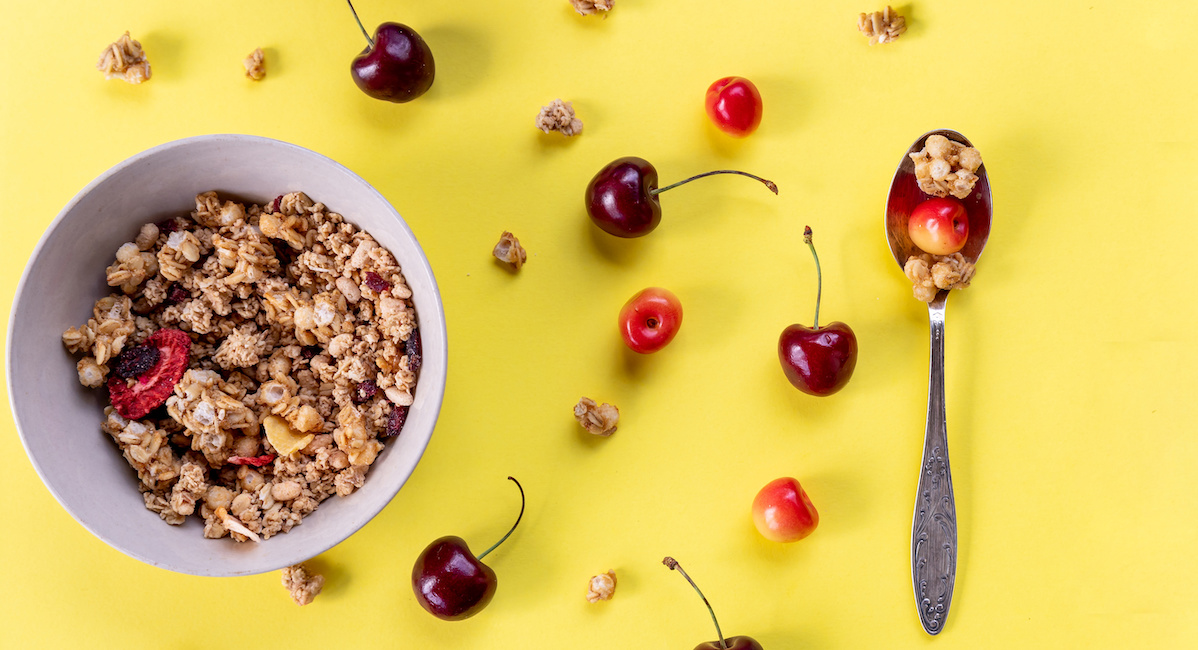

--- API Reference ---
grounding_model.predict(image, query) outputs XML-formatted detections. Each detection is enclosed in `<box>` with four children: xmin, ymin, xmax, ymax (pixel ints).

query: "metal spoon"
<box><xmin>884</xmin><ymin>129</ymin><xmax>991</xmax><ymax>635</ymax></box>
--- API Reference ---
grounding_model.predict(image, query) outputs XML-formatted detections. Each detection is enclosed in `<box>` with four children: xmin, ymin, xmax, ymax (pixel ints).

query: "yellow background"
<box><xmin>2</xmin><ymin>0</ymin><xmax>1196</xmax><ymax>647</ymax></box>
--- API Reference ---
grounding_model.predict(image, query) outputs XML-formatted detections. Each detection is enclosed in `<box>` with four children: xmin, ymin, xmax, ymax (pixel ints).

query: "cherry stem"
<box><xmin>649</xmin><ymin>170</ymin><xmax>778</xmax><ymax>197</ymax></box>
<box><xmin>477</xmin><ymin>477</ymin><xmax>524</xmax><ymax>561</ymax></box>
<box><xmin>805</xmin><ymin>225</ymin><xmax>821</xmax><ymax>329</ymax></box>
<box><xmin>346</xmin><ymin>0</ymin><xmax>375</xmax><ymax>48</ymax></box>
<box><xmin>663</xmin><ymin>557</ymin><xmax>728</xmax><ymax>650</ymax></box>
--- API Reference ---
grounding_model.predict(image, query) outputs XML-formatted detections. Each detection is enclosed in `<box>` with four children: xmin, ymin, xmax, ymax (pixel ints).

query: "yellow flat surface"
<box><xmin>2</xmin><ymin>1</ymin><xmax>1197</xmax><ymax>647</ymax></box>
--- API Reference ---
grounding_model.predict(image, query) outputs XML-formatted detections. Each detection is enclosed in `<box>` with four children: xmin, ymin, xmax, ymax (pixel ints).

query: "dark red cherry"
<box><xmin>585</xmin><ymin>157</ymin><xmax>777</xmax><ymax>238</ymax></box>
<box><xmin>778</xmin><ymin>227</ymin><xmax>857</xmax><ymax>396</ymax></box>
<box><xmin>347</xmin><ymin>1</ymin><xmax>434</xmax><ymax>103</ymax></box>
<box><xmin>412</xmin><ymin>477</ymin><xmax>524</xmax><ymax>620</ymax></box>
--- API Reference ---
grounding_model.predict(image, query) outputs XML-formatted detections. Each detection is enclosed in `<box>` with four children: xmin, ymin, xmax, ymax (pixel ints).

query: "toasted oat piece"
<box><xmin>586</xmin><ymin>570</ymin><xmax>617</xmax><ymax>603</ymax></box>
<box><xmin>570</xmin><ymin>0</ymin><xmax>613</xmax><ymax>16</ymax></box>
<box><xmin>858</xmin><ymin>6</ymin><xmax>906</xmax><ymax>45</ymax></box>
<box><xmin>97</xmin><ymin>31</ymin><xmax>151</xmax><ymax>84</ymax></box>
<box><xmin>281</xmin><ymin>563</ymin><xmax>325</xmax><ymax>606</ymax></box>
<box><xmin>243</xmin><ymin>48</ymin><xmax>266</xmax><ymax>80</ymax></box>
<box><xmin>492</xmin><ymin>231</ymin><xmax>528</xmax><ymax>270</ymax></box>
<box><xmin>574</xmin><ymin>397</ymin><xmax>619</xmax><ymax>436</ymax></box>
<box><xmin>535</xmin><ymin>99</ymin><xmax>583</xmax><ymax>137</ymax></box>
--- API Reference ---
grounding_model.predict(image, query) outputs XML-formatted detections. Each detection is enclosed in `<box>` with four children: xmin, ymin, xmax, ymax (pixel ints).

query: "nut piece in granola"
<box><xmin>281</xmin><ymin>563</ymin><xmax>325</xmax><ymax>605</ymax></box>
<box><xmin>97</xmin><ymin>31</ymin><xmax>151</xmax><ymax>84</ymax></box>
<box><xmin>586</xmin><ymin>570</ymin><xmax>617</xmax><ymax>603</ymax></box>
<box><xmin>570</xmin><ymin>0</ymin><xmax>613</xmax><ymax>16</ymax></box>
<box><xmin>492</xmin><ymin>231</ymin><xmax>528</xmax><ymax>270</ymax></box>
<box><xmin>909</xmin><ymin>135</ymin><xmax>984</xmax><ymax>200</ymax></box>
<box><xmin>243</xmin><ymin>48</ymin><xmax>266</xmax><ymax>80</ymax></box>
<box><xmin>535</xmin><ymin>99</ymin><xmax>583</xmax><ymax>137</ymax></box>
<box><xmin>903</xmin><ymin>253</ymin><xmax>976</xmax><ymax>302</ymax></box>
<box><xmin>857</xmin><ymin>6</ymin><xmax>906</xmax><ymax>45</ymax></box>
<box><xmin>574</xmin><ymin>397</ymin><xmax>619</xmax><ymax>437</ymax></box>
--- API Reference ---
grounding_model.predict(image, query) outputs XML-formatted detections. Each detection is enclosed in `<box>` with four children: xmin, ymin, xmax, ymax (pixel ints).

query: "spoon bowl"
<box><xmin>886</xmin><ymin>129</ymin><xmax>992</xmax><ymax>275</ymax></box>
<box><xmin>885</xmin><ymin>129</ymin><xmax>991</xmax><ymax>635</ymax></box>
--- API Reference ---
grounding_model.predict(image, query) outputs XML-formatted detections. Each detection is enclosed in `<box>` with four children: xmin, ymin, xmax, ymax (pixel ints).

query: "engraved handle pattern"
<box><xmin>912</xmin><ymin>303</ymin><xmax>957</xmax><ymax>635</ymax></box>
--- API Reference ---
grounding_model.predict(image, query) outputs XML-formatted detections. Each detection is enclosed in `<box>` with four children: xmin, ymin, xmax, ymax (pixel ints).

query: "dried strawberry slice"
<box><xmin>107</xmin><ymin>328</ymin><xmax>191</xmax><ymax>420</ymax></box>
<box><xmin>228</xmin><ymin>454</ymin><xmax>276</xmax><ymax>467</ymax></box>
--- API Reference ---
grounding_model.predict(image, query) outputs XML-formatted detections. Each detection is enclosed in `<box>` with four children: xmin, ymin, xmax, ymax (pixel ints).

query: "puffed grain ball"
<box><xmin>586</xmin><ymin>570</ymin><xmax>617</xmax><ymax>603</ymax></box>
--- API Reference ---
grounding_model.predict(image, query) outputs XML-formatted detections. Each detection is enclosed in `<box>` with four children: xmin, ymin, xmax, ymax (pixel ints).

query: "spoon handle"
<box><xmin>912</xmin><ymin>301</ymin><xmax>957</xmax><ymax>635</ymax></box>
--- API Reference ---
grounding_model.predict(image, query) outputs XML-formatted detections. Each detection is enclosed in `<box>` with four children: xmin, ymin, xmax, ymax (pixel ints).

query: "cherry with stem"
<box><xmin>585</xmin><ymin>156</ymin><xmax>778</xmax><ymax>238</ymax></box>
<box><xmin>663</xmin><ymin>557</ymin><xmax>763</xmax><ymax>650</ymax></box>
<box><xmin>411</xmin><ymin>477</ymin><xmax>525</xmax><ymax>620</ymax></box>
<box><xmin>777</xmin><ymin>226</ymin><xmax>858</xmax><ymax>396</ymax></box>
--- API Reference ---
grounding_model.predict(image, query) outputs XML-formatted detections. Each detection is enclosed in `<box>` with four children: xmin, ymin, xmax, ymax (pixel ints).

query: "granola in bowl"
<box><xmin>62</xmin><ymin>190</ymin><xmax>421</xmax><ymax>542</ymax></box>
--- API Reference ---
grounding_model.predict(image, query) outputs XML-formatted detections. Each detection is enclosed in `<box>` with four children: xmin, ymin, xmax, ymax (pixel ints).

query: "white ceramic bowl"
<box><xmin>7</xmin><ymin>134</ymin><xmax>446</xmax><ymax>576</ymax></box>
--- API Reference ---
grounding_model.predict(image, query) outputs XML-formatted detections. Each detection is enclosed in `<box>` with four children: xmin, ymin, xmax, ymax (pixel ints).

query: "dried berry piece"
<box><xmin>228</xmin><ymin>454</ymin><xmax>276</xmax><ymax>467</ymax></box>
<box><xmin>155</xmin><ymin>218</ymin><xmax>181</xmax><ymax>235</ymax></box>
<box><xmin>269</xmin><ymin>195</ymin><xmax>284</xmax><ymax>213</ymax></box>
<box><xmin>300</xmin><ymin>345</ymin><xmax>320</xmax><ymax>360</ymax></box>
<box><xmin>384</xmin><ymin>405</ymin><xmax>408</xmax><ymax>437</ymax></box>
<box><xmin>107</xmin><ymin>328</ymin><xmax>191</xmax><ymax>419</ymax></box>
<box><xmin>405</xmin><ymin>328</ymin><xmax>422</xmax><ymax>377</ymax></box>
<box><xmin>365</xmin><ymin>271</ymin><xmax>390</xmax><ymax>293</ymax></box>
<box><xmin>165</xmin><ymin>284</ymin><xmax>191</xmax><ymax>305</ymax></box>
<box><xmin>112</xmin><ymin>344</ymin><xmax>161</xmax><ymax>379</ymax></box>
<box><xmin>353</xmin><ymin>380</ymin><xmax>378</xmax><ymax>404</ymax></box>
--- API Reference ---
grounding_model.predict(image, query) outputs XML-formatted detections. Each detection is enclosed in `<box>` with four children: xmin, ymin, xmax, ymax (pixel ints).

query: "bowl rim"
<box><xmin>6</xmin><ymin>133</ymin><xmax>447</xmax><ymax>575</ymax></box>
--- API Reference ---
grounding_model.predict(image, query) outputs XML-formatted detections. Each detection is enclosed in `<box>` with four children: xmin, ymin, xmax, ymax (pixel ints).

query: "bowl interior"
<box><xmin>7</xmin><ymin>135</ymin><xmax>445</xmax><ymax>576</ymax></box>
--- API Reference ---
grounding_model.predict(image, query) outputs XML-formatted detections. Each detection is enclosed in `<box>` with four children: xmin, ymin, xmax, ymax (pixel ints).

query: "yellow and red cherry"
<box><xmin>663</xmin><ymin>557</ymin><xmax>764</xmax><ymax>650</ymax></box>
<box><xmin>752</xmin><ymin>477</ymin><xmax>819</xmax><ymax>543</ymax></box>
<box><xmin>412</xmin><ymin>477</ymin><xmax>524</xmax><ymax>620</ymax></box>
<box><xmin>778</xmin><ymin>227</ymin><xmax>858</xmax><ymax>396</ymax></box>
<box><xmin>585</xmin><ymin>157</ymin><xmax>777</xmax><ymax>238</ymax></box>
<box><xmin>619</xmin><ymin>287</ymin><xmax>683</xmax><ymax>354</ymax></box>
<box><xmin>704</xmin><ymin>76</ymin><xmax>763</xmax><ymax>137</ymax></box>
<box><xmin>908</xmin><ymin>197</ymin><xmax>969</xmax><ymax>255</ymax></box>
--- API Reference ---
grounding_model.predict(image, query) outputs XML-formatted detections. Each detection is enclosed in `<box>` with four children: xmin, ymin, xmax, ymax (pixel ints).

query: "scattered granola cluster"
<box><xmin>492</xmin><ymin>231</ymin><xmax>528</xmax><ymax>270</ymax></box>
<box><xmin>64</xmin><ymin>191</ymin><xmax>421</xmax><ymax>542</ymax></box>
<box><xmin>574</xmin><ymin>397</ymin><xmax>619</xmax><ymax>437</ymax></box>
<box><xmin>586</xmin><ymin>570</ymin><xmax>617</xmax><ymax>603</ymax></box>
<box><xmin>570</xmin><ymin>0</ymin><xmax>614</xmax><ymax>16</ymax></box>
<box><xmin>244</xmin><ymin>48</ymin><xmax>266</xmax><ymax>81</ymax></box>
<box><xmin>282</xmin><ymin>563</ymin><xmax>325</xmax><ymax>605</ymax></box>
<box><xmin>857</xmin><ymin>7</ymin><xmax>907</xmax><ymax>46</ymax></box>
<box><xmin>535</xmin><ymin>99</ymin><xmax>584</xmax><ymax>137</ymax></box>
<box><xmin>909</xmin><ymin>135</ymin><xmax>983</xmax><ymax>200</ymax></box>
<box><xmin>97</xmin><ymin>31</ymin><xmax>152</xmax><ymax>84</ymax></box>
<box><xmin>904</xmin><ymin>253</ymin><xmax>976</xmax><ymax>302</ymax></box>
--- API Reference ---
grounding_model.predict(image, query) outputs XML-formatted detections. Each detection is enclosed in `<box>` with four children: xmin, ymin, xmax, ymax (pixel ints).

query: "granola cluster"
<box><xmin>282</xmin><ymin>563</ymin><xmax>325</xmax><ymax>605</ymax></box>
<box><xmin>492</xmin><ymin>231</ymin><xmax>528</xmax><ymax>270</ymax></box>
<box><xmin>97</xmin><ymin>31</ymin><xmax>152</xmax><ymax>84</ymax></box>
<box><xmin>586</xmin><ymin>570</ymin><xmax>617</xmax><ymax>603</ymax></box>
<box><xmin>535</xmin><ymin>99</ymin><xmax>584</xmax><ymax>137</ymax></box>
<box><xmin>244</xmin><ymin>48</ymin><xmax>266</xmax><ymax>81</ymax></box>
<box><xmin>64</xmin><ymin>191</ymin><xmax>421</xmax><ymax>542</ymax></box>
<box><xmin>857</xmin><ymin>7</ymin><xmax>906</xmax><ymax>46</ymax></box>
<box><xmin>903</xmin><ymin>253</ymin><xmax>976</xmax><ymax>302</ymax></box>
<box><xmin>909</xmin><ymin>135</ymin><xmax>983</xmax><ymax>200</ymax></box>
<box><xmin>574</xmin><ymin>397</ymin><xmax>619</xmax><ymax>436</ymax></box>
<box><xmin>570</xmin><ymin>0</ymin><xmax>614</xmax><ymax>16</ymax></box>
